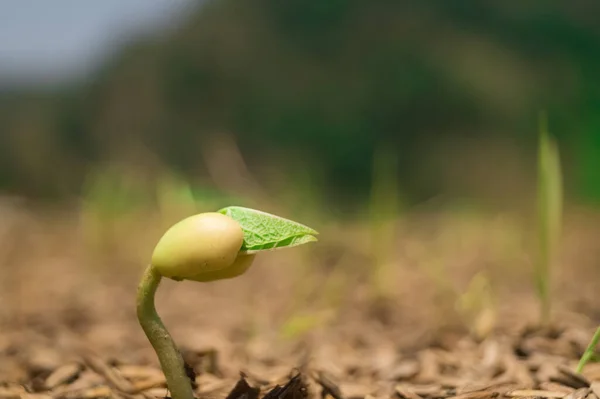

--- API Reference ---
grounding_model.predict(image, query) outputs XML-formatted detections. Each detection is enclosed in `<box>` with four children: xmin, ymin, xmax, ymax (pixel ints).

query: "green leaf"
<box><xmin>218</xmin><ymin>206</ymin><xmax>319</xmax><ymax>254</ymax></box>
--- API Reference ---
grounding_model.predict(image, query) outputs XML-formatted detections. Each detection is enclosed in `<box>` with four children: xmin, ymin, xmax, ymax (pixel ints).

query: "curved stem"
<box><xmin>137</xmin><ymin>265</ymin><xmax>195</xmax><ymax>399</ymax></box>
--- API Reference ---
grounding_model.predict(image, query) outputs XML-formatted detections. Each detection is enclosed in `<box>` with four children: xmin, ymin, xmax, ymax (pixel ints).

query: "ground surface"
<box><xmin>1</xmin><ymin>198</ymin><xmax>600</xmax><ymax>399</ymax></box>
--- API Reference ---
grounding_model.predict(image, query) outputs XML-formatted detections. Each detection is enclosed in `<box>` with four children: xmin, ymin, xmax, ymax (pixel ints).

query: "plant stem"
<box><xmin>577</xmin><ymin>326</ymin><xmax>600</xmax><ymax>374</ymax></box>
<box><xmin>137</xmin><ymin>265</ymin><xmax>195</xmax><ymax>399</ymax></box>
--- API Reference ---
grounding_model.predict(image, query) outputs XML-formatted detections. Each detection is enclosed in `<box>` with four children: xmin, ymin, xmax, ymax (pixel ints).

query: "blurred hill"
<box><xmin>1</xmin><ymin>0</ymin><xmax>599</xmax><ymax>208</ymax></box>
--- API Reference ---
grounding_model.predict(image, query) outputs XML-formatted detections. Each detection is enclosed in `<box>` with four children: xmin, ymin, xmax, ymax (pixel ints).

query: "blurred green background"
<box><xmin>0</xmin><ymin>0</ymin><xmax>599</xmax><ymax>213</ymax></box>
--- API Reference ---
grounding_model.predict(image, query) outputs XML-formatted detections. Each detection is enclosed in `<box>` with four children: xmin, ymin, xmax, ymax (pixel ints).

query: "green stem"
<box><xmin>136</xmin><ymin>265</ymin><xmax>195</xmax><ymax>399</ymax></box>
<box><xmin>577</xmin><ymin>326</ymin><xmax>600</xmax><ymax>374</ymax></box>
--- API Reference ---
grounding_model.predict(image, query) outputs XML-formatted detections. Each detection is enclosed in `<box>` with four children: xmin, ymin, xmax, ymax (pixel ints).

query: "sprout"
<box><xmin>136</xmin><ymin>206</ymin><xmax>318</xmax><ymax>399</ymax></box>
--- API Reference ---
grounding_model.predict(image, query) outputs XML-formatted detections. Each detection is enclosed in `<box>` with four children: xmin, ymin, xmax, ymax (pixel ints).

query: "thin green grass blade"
<box><xmin>535</xmin><ymin>111</ymin><xmax>563</xmax><ymax>325</ymax></box>
<box><xmin>577</xmin><ymin>327</ymin><xmax>600</xmax><ymax>373</ymax></box>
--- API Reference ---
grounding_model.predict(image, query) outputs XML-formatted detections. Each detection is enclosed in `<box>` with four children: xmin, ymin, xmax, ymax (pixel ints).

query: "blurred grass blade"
<box><xmin>456</xmin><ymin>271</ymin><xmax>496</xmax><ymax>339</ymax></box>
<box><xmin>279</xmin><ymin>312</ymin><xmax>329</xmax><ymax>340</ymax></box>
<box><xmin>536</xmin><ymin>111</ymin><xmax>563</xmax><ymax>325</ymax></box>
<box><xmin>577</xmin><ymin>327</ymin><xmax>600</xmax><ymax>373</ymax></box>
<box><xmin>368</xmin><ymin>141</ymin><xmax>401</xmax><ymax>298</ymax></box>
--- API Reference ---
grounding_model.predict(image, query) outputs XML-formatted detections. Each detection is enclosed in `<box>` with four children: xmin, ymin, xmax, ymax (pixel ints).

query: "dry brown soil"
<box><xmin>1</xmin><ymin>199</ymin><xmax>600</xmax><ymax>399</ymax></box>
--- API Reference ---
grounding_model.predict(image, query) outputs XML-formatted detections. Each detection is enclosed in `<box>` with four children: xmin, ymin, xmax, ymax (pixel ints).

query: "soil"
<box><xmin>1</xmin><ymin>198</ymin><xmax>600</xmax><ymax>399</ymax></box>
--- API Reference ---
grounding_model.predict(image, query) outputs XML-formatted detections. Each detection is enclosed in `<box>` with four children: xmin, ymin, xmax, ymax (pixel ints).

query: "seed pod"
<box><xmin>151</xmin><ymin>212</ymin><xmax>245</xmax><ymax>281</ymax></box>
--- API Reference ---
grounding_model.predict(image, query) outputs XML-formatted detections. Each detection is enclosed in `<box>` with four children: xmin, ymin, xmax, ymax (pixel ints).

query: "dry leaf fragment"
<box><xmin>562</xmin><ymin>388</ymin><xmax>590</xmax><ymax>399</ymax></box>
<box><xmin>505</xmin><ymin>389</ymin><xmax>566</xmax><ymax>398</ymax></box>
<box><xmin>394</xmin><ymin>385</ymin><xmax>423</xmax><ymax>399</ymax></box>
<box><xmin>0</xmin><ymin>385</ymin><xmax>25</xmax><ymax>399</ymax></box>
<box><xmin>44</xmin><ymin>362</ymin><xmax>82</xmax><ymax>389</ymax></box>
<box><xmin>591</xmin><ymin>382</ymin><xmax>600</xmax><ymax>398</ymax></box>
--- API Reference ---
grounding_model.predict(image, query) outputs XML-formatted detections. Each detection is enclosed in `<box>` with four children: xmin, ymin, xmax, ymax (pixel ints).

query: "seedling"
<box><xmin>136</xmin><ymin>206</ymin><xmax>318</xmax><ymax>399</ymax></box>
<box><xmin>535</xmin><ymin>112</ymin><xmax>563</xmax><ymax>325</ymax></box>
<box><xmin>577</xmin><ymin>326</ymin><xmax>600</xmax><ymax>373</ymax></box>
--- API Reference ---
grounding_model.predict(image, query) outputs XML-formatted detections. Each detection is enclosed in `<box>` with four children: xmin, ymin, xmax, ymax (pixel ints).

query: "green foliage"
<box><xmin>1</xmin><ymin>1</ymin><xmax>600</xmax><ymax>207</ymax></box>
<box><xmin>575</xmin><ymin>115</ymin><xmax>600</xmax><ymax>204</ymax></box>
<box><xmin>218</xmin><ymin>206</ymin><xmax>319</xmax><ymax>253</ymax></box>
<box><xmin>535</xmin><ymin>112</ymin><xmax>563</xmax><ymax>325</ymax></box>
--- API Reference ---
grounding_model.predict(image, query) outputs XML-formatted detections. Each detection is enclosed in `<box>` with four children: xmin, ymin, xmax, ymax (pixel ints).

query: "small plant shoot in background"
<box><xmin>455</xmin><ymin>271</ymin><xmax>496</xmax><ymax>339</ymax></box>
<box><xmin>137</xmin><ymin>206</ymin><xmax>318</xmax><ymax>399</ymax></box>
<box><xmin>535</xmin><ymin>111</ymin><xmax>563</xmax><ymax>326</ymax></box>
<box><xmin>368</xmin><ymin>141</ymin><xmax>401</xmax><ymax>299</ymax></box>
<box><xmin>577</xmin><ymin>327</ymin><xmax>600</xmax><ymax>373</ymax></box>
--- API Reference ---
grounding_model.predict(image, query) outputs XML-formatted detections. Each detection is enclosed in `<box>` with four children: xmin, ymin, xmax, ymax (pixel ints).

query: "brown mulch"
<box><xmin>2</xmin><ymin>201</ymin><xmax>600</xmax><ymax>399</ymax></box>
<box><xmin>2</xmin><ymin>324</ymin><xmax>600</xmax><ymax>399</ymax></box>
